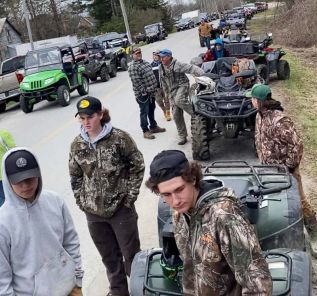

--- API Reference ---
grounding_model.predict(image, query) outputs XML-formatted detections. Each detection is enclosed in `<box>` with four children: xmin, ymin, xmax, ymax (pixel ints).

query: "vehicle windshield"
<box><xmin>145</xmin><ymin>25</ymin><xmax>159</xmax><ymax>34</ymax></box>
<box><xmin>179</xmin><ymin>18</ymin><xmax>190</xmax><ymax>24</ymax></box>
<box><xmin>25</xmin><ymin>48</ymin><xmax>61</xmax><ymax>69</ymax></box>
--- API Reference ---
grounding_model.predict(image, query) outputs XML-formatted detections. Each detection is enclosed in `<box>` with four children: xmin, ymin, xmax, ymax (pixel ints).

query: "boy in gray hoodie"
<box><xmin>0</xmin><ymin>147</ymin><xmax>83</xmax><ymax>296</ymax></box>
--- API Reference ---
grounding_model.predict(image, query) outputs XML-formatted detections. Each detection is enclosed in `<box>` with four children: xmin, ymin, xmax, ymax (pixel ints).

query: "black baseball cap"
<box><xmin>150</xmin><ymin>150</ymin><xmax>189</xmax><ymax>183</ymax></box>
<box><xmin>75</xmin><ymin>96</ymin><xmax>102</xmax><ymax>117</ymax></box>
<box><xmin>5</xmin><ymin>150</ymin><xmax>41</xmax><ymax>185</ymax></box>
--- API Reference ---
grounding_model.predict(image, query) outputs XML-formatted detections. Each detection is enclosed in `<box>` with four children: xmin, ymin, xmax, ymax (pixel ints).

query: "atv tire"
<box><xmin>120</xmin><ymin>57</ymin><xmax>128</xmax><ymax>71</ymax></box>
<box><xmin>20</xmin><ymin>96</ymin><xmax>34</xmax><ymax>113</ymax></box>
<box><xmin>0</xmin><ymin>102</ymin><xmax>6</xmax><ymax>113</ymax></box>
<box><xmin>100</xmin><ymin>66</ymin><xmax>110</xmax><ymax>82</ymax></box>
<box><xmin>109</xmin><ymin>66</ymin><xmax>117</xmax><ymax>78</ymax></box>
<box><xmin>191</xmin><ymin>114</ymin><xmax>210</xmax><ymax>160</ymax></box>
<box><xmin>77</xmin><ymin>76</ymin><xmax>89</xmax><ymax>96</ymax></box>
<box><xmin>58</xmin><ymin>85</ymin><xmax>71</xmax><ymax>106</ymax></box>
<box><xmin>277</xmin><ymin>60</ymin><xmax>290</xmax><ymax>80</ymax></box>
<box><xmin>257</xmin><ymin>64</ymin><xmax>269</xmax><ymax>85</ymax></box>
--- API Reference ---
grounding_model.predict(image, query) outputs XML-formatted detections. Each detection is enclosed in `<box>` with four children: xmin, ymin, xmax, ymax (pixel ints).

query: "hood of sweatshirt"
<box><xmin>80</xmin><ymin>122</ymin><xmax>113</xmax><ymax>149</ymax></box>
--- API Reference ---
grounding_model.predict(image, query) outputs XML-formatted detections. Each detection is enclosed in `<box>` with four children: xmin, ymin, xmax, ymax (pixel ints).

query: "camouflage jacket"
<box><xmin>69</xmin><ymin>128</ymin><xmax>145</xmax><ymax>218</ymax></box>
<box><xmin>255</xmin><ymin>108</ymin><xmax>303</xmax><ymax>169</ymax></box>
<box><xmin>159</xmin><ymin>59</ymin><xmax>205</xmax><ymax>98</ymax></box>
<box><xmin>173</xmin><ymin>182</ymin><xmax>272</xmax><ymax>296</ymax></box>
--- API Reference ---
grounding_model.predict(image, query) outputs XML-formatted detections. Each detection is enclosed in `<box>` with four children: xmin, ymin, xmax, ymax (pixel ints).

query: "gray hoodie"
<box><xmin>0</xmin><ymin>147</ymin><xmax>83</xmax><ymax>296</ymax></box>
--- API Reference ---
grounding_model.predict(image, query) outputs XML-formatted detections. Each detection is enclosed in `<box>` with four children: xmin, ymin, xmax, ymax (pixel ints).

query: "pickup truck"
<box><xmin>0</xmin><ymin>56</ymin><xmax>25</xmax><ymax>112</ymax></box>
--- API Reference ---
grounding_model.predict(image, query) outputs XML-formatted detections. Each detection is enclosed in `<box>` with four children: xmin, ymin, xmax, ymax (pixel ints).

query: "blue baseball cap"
<box><xmin>159</xmin><ymin>49</ymin><xmax>172</xmax><ymax>57</ymax></box>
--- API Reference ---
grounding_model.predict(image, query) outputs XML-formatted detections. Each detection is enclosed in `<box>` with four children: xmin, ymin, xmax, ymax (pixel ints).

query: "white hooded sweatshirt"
<box><xmin>0</xmin><ymin>147</ymin><xmax>83</xmax><ymax>296</ymax></box>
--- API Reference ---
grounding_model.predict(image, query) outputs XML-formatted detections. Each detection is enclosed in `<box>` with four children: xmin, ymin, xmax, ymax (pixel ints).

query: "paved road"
<box><xmin>0</xmin><ymin>21</ymin><xmax>256</xmax><ymax>295</ymax></box>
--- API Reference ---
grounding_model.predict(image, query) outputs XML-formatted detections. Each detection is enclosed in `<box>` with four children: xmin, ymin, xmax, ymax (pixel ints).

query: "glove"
<box><xmin>69</xmin><ymin>286</ymin><xmax>83</xmax><ymax>296</ymax></box>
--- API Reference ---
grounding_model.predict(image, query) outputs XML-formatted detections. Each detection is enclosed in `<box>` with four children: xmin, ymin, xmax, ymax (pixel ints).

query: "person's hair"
<box><xmin>146</xmin><ymin>161</ymin><xmax>203</xmax><ymax>195</ymax></box>
<box><xmin>100</xmin><ymin>108</ymin><xmax>111</xmax><ymax>125</ymax></box>
<box><xmin>256</xmin><ymin>93</ymin><xmax>274</xmax><ymax>112</ymax></box>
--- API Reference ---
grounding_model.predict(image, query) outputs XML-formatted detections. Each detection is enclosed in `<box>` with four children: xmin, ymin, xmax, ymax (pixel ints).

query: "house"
<box><xmin>0</xmin><ymin>18</ymin><xmax>23</xmax><ymax>62</ymax></box>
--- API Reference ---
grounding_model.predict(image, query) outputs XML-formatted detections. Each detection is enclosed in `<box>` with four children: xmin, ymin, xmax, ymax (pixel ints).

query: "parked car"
<box><xmin>175</xmin><ymin>17</ymin><xmax>195</xmax><ymax>31</ymax></box>
<box><xmin>19</xmin><ymin>45</ymin><xmax>89</xmax><ymax>113</ymax></box>
<box><xmin>0</xmin><ymin>55</ymin><xmax>25</xmax><ymax>112</ymax></box>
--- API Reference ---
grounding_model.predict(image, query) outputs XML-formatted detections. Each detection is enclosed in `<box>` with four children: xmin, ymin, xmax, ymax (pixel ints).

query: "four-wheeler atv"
<box><xmin>224</xmin><ymin>33</ymin><xmax>290</xmax><ymax>84</ymax></box>
<box><xmin>144</xmin><ymin>23</ymin><xmax>168</xmax><ymax>44</ymax></box>
<box><xmin>19</xmin><ymin>45</ymin><xmax>89</xmax><ymax>113</ymax></box>
<box><xmin>72</xmin><ymin>42</ymin><xmax>116</xmax><ymax>82</ymax></box>
<box><xmin>190</xmin><ymin>57</ymin><xmax>258</xmax><ymax>161</ymax></box>
<box><xmin>130</xmin><ymin>162</ymin><xmax>312</xmax><ymax>296</ymax></box>
<box><xmin>175</xmin><ymin>18</ymin><xmax>195</xmax><ymax>31</ymax></box>
<box><xmin>93</xmin><ymin>32</ymin><xmax>132</xmax><ymax>71</ymax></box>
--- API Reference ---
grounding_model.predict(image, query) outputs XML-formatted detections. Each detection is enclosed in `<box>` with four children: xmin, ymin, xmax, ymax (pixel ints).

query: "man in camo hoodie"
<box><xmin>146</xmin><ymin>150</ymin><xmax>272</xmax><ymax>295</ymax></box>
<box><xmin>249</xmin><ymin>84</ymin><xmax>317</xmax><ymax>258</ymax></box>
<box><xmin>159</xmin><ymin>49</ymin><xmax>205</xmax><ymax>145</ymax></box>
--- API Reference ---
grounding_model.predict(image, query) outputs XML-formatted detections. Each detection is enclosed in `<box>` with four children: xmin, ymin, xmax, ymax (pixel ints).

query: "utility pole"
<box><xmin>118</xmin><ymin>0</ymin><xmax>132</xmax><ymax>44</ymax></box>
<box><xmin>23</xmin><ymin>0</ymin><xmax>34</xmax><ymax>50</ymax></box>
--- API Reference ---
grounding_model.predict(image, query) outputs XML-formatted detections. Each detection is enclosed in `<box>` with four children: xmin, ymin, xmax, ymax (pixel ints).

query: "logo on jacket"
<box><xmin>16</xmin><ymin>157</ymin><xmax>27</xmax><ymax>168</ymax></box>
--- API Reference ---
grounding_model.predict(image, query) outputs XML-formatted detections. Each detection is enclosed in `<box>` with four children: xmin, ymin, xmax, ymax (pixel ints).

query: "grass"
<box><xmin>278</xmin><ymin>52</ymin><xmax>317</xmax><ymax>174</ymax></box>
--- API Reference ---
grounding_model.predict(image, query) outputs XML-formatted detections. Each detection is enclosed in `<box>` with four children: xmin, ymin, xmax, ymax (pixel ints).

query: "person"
<box><xmin>151</xmin><ymin>50</ymin><xmax>172</xmax><ymax>121</ymax></box>
<box><xmin>198</xmin><ymin>18</ymin><xmax>212</xmax><ymax>49</ymax></box>
<box><xmin>69</xmin><ymin>96</ymin><xmax>145</xmax><ymax>296</ymax></box>
<box><xmin>249</xmin><ymin>84</ymin><xmax>317</xmax><ymax>258</ymax></box>
<box><xmin>159</xmin><ymin>49</ymin><xmax>205</xmax><ymax>145</ymax></box>
<box><xmin>146</xmin><ymin>150</ymin><xmax>273</xmax><ymax>295</ymax></box>
<box><xmin>0</xmin><ymin>129</ymin><xmax>15</xmax><ymax>207</ymax></box>
<box><xmin>203</xmin><ymin>38</ymin><xmax>230</xmax><ymax>62</ymax></box>
<box><xmin>0</xmin><ymin>147</ymin><xmax>83</xmax><ymax>296</ymax></box>
<box><xmin>128</xmin><ymin>47</ymin><xmax>166</xmax><ymax>139</ymax></box>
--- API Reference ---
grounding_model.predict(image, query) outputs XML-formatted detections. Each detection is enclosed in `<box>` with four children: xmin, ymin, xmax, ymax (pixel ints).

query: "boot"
<box><xmin>150</xmin><ymin>126</ymin><xmax>166</xmax><ymax>133</ymax></box>
<box><xmin>143</xmin><ymin>131</ymin><xmax>155</xmax><ymax>139</ymax></box>
<box><xmin>178</xmin><ymin>138</ymin><xmax>187</xmax><ymax>145</ymax></box>
<box><xmin>165</xmin><ymin>110</ymin><xmax>172</xmax><ymax>121</ymax></box>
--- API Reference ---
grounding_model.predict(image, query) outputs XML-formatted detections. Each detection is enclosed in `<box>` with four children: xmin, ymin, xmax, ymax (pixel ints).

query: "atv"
<box><xmin>144</xmin><ymin>23</ymin><xmax>168</xmax><ymax>43</ymax></box>
<box><xmin>224</xmin><ymin>33</ymin><xmax>290</xmax><ymax>84</ymax></box>
<box><xmin>19</xmin><ymin>45</ymin><xmax>89</xmax><ymax>113</ymax></box>
<box><xmin>72</xmin><ymin>42</ymin><xmax>116</xmax><ymax>82</ymax></box>
<box><xmin>130</xmin><ymin>162</ymin><xmax>312</xmax><ymax>296</ymax></box>
<box><xmin>190</xmin><ymin>57</ymin><xmax>258</xmax><ymax>161</ymax></box>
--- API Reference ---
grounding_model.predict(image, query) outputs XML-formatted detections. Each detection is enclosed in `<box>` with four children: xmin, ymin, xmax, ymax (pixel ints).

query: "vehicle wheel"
<box><xmin>191</xmin><ymin>114</ymin><xmax>210</xmax><ymax>160</ymax></box>
<box><xmin>120</xmin><ymin>57</ymin><xmax>128</xmax><ymax>71</ymax></box>
<box><xmin>109</xmin><ymin>65</ymin><xmax>117</xmax><ymax>78</ymax></box>
<box><xmin>0</xmin><ymin>102</ymin><xmax>6</xmax><ymax>113</ymax></box>
<box><xmin>58</xmin><ymin>85</ymin><xmax>71</xmax><ymax>107</ymax></box>
<box><xmin>257</xmin><ymin>64</ymin><xmax>269</xmax><ymax>85</ymax></box>
<box><xmin>77</xmin><ymin>76</ymin><xmax>89</xmax><ymax>96</ymax></box>
<box><xmin>19</xmin><ymin>96</ymin><xmax>33</xmax><ymax>113</ymax></box>
<box><xmin>90</xmin><ymin>75</ymin><xmax>97</xmax><ymax>82</ymax></box>
<box><xmin>277</xmin><ymin>60</ymin><xmax>290</xmax><ymax>80</ymax></box>
<box><xmin>100</xmin><ymin>66</ymin><xmax>110</xmax><ymax>82</ymax></box>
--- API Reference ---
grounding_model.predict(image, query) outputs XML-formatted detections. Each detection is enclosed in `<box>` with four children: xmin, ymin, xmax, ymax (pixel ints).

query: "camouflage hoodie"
<box><xmin>255</xmin><ymin>102</ymin><xmax>303</xmax><ymax>169</ymax></box>
<box><xmin>69</xmin><ymin>126</ymin><xmax>145</xmax><ymax>218</ymax></box>
<box><xmin>173</xmin><ymin>181</ymin><xmax>272</xmax><ymax>296</ymax></box>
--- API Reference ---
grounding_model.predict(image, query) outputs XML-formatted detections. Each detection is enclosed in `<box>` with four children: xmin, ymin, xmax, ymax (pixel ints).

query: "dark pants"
<box><xmin>203</xmin><ymin>36</ymin><xmax>211</xmax><ymax>49</ymax></box>
<box><xmin>137</xmin><ymin>95</ymin><xmax>157</xmax><ymax>133</ymax></box>
<box><xmin>0</xmin><ymin>181</ymin><xmax>4</xmax><ymax>207</ymax></box>
<box><xmin>86</xmin><ymin>206</ymin><xmax>140</xmax><ymax>296</ymax></box>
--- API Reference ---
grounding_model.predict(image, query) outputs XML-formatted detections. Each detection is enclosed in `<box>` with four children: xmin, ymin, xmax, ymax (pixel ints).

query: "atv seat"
<box><xmin>224</xmin><ymin>42</ymin><xmax>258</xmax><ymax>57</ymax></box>
<box><xmin>214</xmin><ymin>57</ymin><xmax>236</xmax><ymax>76</ymax></box>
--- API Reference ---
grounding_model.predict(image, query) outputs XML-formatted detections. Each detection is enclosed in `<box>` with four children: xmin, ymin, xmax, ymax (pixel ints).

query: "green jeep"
<box><xmin>20</xmin><ymin>45</ymin><xmax>89</xmax><ymax>113</ymax></box>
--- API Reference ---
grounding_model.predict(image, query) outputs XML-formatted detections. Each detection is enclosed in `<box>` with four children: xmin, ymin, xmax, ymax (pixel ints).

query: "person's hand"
<box><xmin>69</xmin><ymin>286</ymin><xmax>83</xmax><ymax>296</ymax></box>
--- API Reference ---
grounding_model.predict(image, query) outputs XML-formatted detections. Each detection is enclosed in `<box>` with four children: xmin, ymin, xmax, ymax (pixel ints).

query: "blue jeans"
<box><xmin>203</xmin><ymin>36</ymin><xmax>211</xmax><ymax>49</ymax></box>
<box><xmin>137</xmin><ymin>95</ymin><xmax>157</xmax><ymax>132</ymax></box>
<box><xmin>0</xmin><ymin>181</ymin><xmax>4</xmax><ymax>207</ymax></box>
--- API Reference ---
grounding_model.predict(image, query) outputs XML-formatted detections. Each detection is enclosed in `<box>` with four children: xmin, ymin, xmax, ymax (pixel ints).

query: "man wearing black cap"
<box><xmin>128</xmin><ymin>47</ymin><xmax>166</xmax><ymax>139</ymax></box>
<box><xmin>69</xmin><ymin>96</ymin><xmax>145</xmax><ymax>296</ymax></box>
<box><xmin>146</xmin><ymin>150</ymin><xmax>272</xmax><ymax>295</ymax></box>
<box><xmin>0</xmin><ymin>147</ymin><xmax>83</xmax><ymax>296</ymax></box>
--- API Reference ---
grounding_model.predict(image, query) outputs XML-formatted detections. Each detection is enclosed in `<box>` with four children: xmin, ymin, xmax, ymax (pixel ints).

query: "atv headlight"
<box><xmin>44</xmin><ymin>77</ymin><xmax>54</xmax><ymax>85</ymax></box>
<box><xmin>22</xmin><ymin>82</ymin><xmax>30</xmax><ymax>88</ymax></box>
